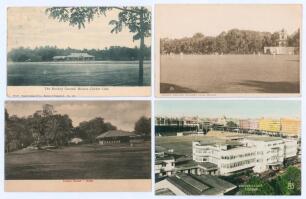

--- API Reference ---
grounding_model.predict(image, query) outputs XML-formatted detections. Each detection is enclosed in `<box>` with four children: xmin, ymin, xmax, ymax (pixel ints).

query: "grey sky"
<box><xmin>156</xmin><ymin>4</ymin><xmax>301</xmax><ymax>39</ymax></box>
<box><xmin>7</xmin><ymin>7</ymin><xmax>151</xmax><ymax>51</ymax></box>
<box><xmin>6</xmin><ymin>101</ymin><xmax>151</xmax><ymax>131</ymax></box>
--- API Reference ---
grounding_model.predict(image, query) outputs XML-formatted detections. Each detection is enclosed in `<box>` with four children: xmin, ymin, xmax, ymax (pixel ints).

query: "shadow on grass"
<box><xmin>160</xmin><ymin>83</ymin><xmax>198</xmax><ymax>93</ymax></box>
<box><xmin>235</xmin><ymin>80</ymin><xmax>300</xmax><ymax>93</ymax></box>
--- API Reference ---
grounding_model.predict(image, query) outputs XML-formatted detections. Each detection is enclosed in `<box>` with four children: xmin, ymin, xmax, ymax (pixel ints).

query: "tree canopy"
<box><xmin>46</xmin><ymin>7</ymin><xmax>151</xmax><ymax>86</ymax></box>
<box><xmin>134</xmin><ymin>116</ymin><xmax>151</xmax><ymax>136</ymax></box>
<box><xmin>161</xmin><ymin>29</ymin><xmax>300</xmax><ymax>55</ymax></box>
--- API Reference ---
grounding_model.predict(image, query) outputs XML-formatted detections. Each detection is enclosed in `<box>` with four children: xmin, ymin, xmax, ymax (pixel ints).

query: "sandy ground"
<box><xmin>160</xmin><ymin>54</ymin><xmax>300</xmax><ymax>93</ymax></box>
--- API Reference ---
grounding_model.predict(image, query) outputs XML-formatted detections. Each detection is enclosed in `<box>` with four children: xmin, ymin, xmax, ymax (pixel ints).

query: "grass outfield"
<box><xmin>160</xmin><ymin>54</ymin><xmax>300</xmax><ymax>93</ymax></box>
<box><xmin>156</xmin><ymin>131</ymin><xmax>246</xmax><ymax>157</ymax></box>
<box><xmin>5</xmin><ymin>142</ymin><xmax>151</xmax><ymax>180</ymax></box>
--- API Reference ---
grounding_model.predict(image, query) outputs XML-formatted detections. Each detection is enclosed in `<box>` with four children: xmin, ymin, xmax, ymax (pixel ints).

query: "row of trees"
<box><xmin>161</xmin><ymin>29</ymin><xmax>300</xmax><ymax>55</ymax></box>
<box><xmin>5</xmin><ymin>104</ymin><xmax>151</xmax><ymax>152</ymax></box>
<box><xmin>241</xmin><ymin>166</ymin><xmax>301</xmax><ymax>195</ymax></box>
<box><xmin>7</xmin><ymin>46</ymin><xmax>151</xmax><ymax>62</ymax></box>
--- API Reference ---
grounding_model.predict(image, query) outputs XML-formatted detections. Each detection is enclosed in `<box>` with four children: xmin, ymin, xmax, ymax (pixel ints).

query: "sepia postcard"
<box><xmin>155</xmin><ymin>4</ymin><xmax>302</xmax><ymax>97</ymax></box>
<box><xmin>5</xmin><ymin>101</ymin><xmax>151</xmax><ymax>192</ymax></box>
<box><xmin>155</xmin><ymin>100</ymin><xmax>301</xmax><ymax>195</ymax></box>
<box><xmin>7</xmin><ymin>7</ymin><xmax>151</xmax><ymax>97</ymax></box>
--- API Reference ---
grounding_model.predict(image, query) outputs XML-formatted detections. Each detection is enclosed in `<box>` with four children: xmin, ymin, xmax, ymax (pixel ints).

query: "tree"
<box><xmin>274</xmin><ymin>166</ymin><xmax>301</xmax><ymax>195</ymax></box>
<box><xmin>78</xmin><ymin>117</ymin><xmax>117</xmax><ymax>143</ymax></box>
<box><xmin>134</xmin><ymin>116</ymin><xmax>151</xmax><ymax>136</ymax></box>
<box><xmin>226</xmin><ymin>121</ymin><xmax>238</xmax><ymax>128</ymax></box>
<box><xmin>46</xmin><ymin>7</ymin><xmax>151</xmax><ymax>86</ymax></box>
<box><xmin>241</xmin><ymin>176</ymin><xmax>275</xmax><ymax>195</ymax></box>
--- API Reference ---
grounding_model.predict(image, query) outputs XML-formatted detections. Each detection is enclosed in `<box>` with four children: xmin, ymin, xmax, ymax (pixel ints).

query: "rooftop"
<box><xmin>96</xmin><ymin>130</ymin><xmax>135</xmax><ymax>139</ymax></box>
<box><xmin>166</xmin><ymin>173</ymin><xmax>236</xmax><ymax>195</ymax></box>
<box><xmin>246</xmin><ymin>136</ymin><xmax>282</xmax><ymax>142</ymax></box>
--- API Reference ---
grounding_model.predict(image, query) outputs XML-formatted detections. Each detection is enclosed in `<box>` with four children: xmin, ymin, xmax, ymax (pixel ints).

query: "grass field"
<box><xmin>160</xmin><ymin>54</ymin><xmax>299</xmax><ymax>93</ymax></box>
<box><xmin>156</xmin><ymin>131</ymin><xmax>245</xmax><ymax>157</ymax></box>
<box><xmin>5</xmin><ymin>142</ymin><xmax>151</xmax><ymax>180</ymax></box>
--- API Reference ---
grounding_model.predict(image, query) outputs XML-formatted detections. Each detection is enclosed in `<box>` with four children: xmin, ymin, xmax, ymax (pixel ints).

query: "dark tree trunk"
<box><xmin>138</xmin><ymin>11</ymin><xmax>145</xmax><ymax>86</ymax></box>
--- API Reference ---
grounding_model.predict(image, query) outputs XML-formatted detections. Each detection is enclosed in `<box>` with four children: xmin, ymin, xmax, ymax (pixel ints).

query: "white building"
<box><xmin>155</xmin><ymin>156</ymin><xmax>175</xmax><ymax>178</ymax></box>
<box><xmin>284</xmin><ymin>139</ymin><xmax>298</xmax><ymax>159</ymax></box>
<box><xmin>244</xmin><ymin>137</ymin><xmax>284</xmax><ymax>173</ymax></box>
<box><xmin>193</xmin><ymin>136</ymin><xmax>298</xmax><ymax>175</ymax></box>
<box><xmin>193</xmin><ymin>141</ymin><xmax>256</xmax><ymax>176</ymax></box>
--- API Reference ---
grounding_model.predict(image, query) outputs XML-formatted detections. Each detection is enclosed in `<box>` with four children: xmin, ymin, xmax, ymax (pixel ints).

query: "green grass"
<box><xmin>5</xmin><ymin>142</ymin><xmax>151</xmax><ymax>180</ymax></box>
<box><xmin>156</xmin><ymin>135</ymin><xmax>224</xmax><ymax>157</ymax></box>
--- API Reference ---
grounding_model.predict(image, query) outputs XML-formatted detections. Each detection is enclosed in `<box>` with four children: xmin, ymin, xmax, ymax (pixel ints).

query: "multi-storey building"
<box><xmin>259</xmin><ymin>118</ymin><xmax>281</xmax><ymax>132</ymax></box>
<box><xmin>193</xmin><ymin>136</ymin><xmax>298</xmax><ymax>175</ymax></box>
<box><xmin>280</xmin><ymin>118</ymin><xmax>301</xmax><ymax>137</ymax></box>
<box><xmin>243</xmin><ymin>137</ymin><xmax>285</xmax><ymax>173</ymax></box>
<box><xmin>239</xmin><ymin>119</ymin><xmax>259</xmax><ymax>130</ymax></box>
<box><xmin>193</xmin><ymin>141</ymin><xmax>256</xmax><ymax>176</ymax></box>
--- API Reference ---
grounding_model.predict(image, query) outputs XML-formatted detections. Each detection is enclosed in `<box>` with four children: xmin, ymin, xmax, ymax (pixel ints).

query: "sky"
<box><xmin>5</xmin><ymin>101</ymin><xmax>151</xmax><ymax>131</ymax></box>
<box><xmin>156</xmin><ymin>4</ymin><xmax>301</xmax><ymax>39</ymax></box>
<box><xmin>156</xmin><ymin>100</ymin><xmax>301</xmax><ymax>119</ymax></box>
<box><xmin>7</xmin><ymin>7</ymin><xmax>151</xmax><ymax>51</ymax></box>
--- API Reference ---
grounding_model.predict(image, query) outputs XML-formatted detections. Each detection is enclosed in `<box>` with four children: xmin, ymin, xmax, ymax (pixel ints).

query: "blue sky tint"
<box><xmin>156</xmin><ymin>100</ymin><xmax>300</xmax><ymax>119</ymax></box>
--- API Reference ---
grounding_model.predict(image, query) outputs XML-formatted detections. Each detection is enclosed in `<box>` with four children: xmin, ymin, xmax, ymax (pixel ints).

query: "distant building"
<box><xmin>280</xmin><ymin>118</ymin><xmax>301</xmax><ymax>137</ymax></box>
<box><xmin>53</xmin><ymin>53</ymin><xmax>95</xmax><ymax>61</ymax></box>
<box><xmin>155</xmin><ymin>117</ymin><xmax>199</xmax><ymax>136</ymax></box>
<box><xmin>264</xmin><ymin>29</ymin><xmax>296</xmax><ymax>55</ymax></box>
<box><xmin>239</xmin><ymin>119</ymin><xmax>259</xmax><ymax>130</ymax></box>
<box><xmin>155</xmin><ymin>173</ymin><xmax>236</xmax><ymax>195</ymax></box>
<box><xmin>259</xmin><ymin>118</ymin><xmax>281</xmax><ymax>132</ymax></box>
<box><xmin>96</xmin><ymin>130</ymin><xmax>135</xmax><ymax>145</ymax></box>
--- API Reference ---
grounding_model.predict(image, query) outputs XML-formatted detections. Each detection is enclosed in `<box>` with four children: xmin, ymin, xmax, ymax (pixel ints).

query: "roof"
<box><xmin>166</xmin><ymin>173</ymin><xmax>236</xmax><ymax>195</ymax></box>
<box><xmin>156</xmin><ymin>188</ymin><xmax>175</xmax><ymax>195</ymax></box>
<box><xmin>67</xmin><ymin>53</ymin><xmax>94</xmax><ymax>58</ymax></box>
<box><xmin>198</xmin><ymin>162</ymin><xmax>218</xmax><ymax>170</ymax></box>
<box><xmin>96</xmin><ymin>130</ymin><xmax>135</xmax><ymax>139</ymax></box>
<box><xmin>53</xmin><ymin>56</ymin><xmax>66</xmax><ymax>59</ymax></box>
<box><xmin>246</xmin><ymin>136</ymin><xmax>282</xmax><ymax>142</ymax></box>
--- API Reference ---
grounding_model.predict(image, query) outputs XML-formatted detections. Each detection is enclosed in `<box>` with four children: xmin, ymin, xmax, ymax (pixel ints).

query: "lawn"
<box><xmin>5</xmin><ymin>142</ymin><xmax>151</xmax><ymax>180</ymax></box>
<box><xmin>156</xmin><ymin>134</ymin><xmax>226</xmax><ymax>157</ymax></box>
<box><xmin>160</xmin><ymin>54</ymin><xmax>300</xmax><ymax>93</ymax></box>
<box><xmin>156</xmin><ymin>131</ymin><xmax>246</xmax><ymax>157</ymax></box>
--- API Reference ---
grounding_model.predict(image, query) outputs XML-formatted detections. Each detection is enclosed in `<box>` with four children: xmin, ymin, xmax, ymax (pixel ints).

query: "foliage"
<box><xmin>75</xmin><ymin>117</ymin><xmax>117</xmax><ymax>143</ymax></box>
<box><xmin>5</xmin><ymin>105</ymin><xmax>116</xmax><ymax>151</ymax></box>
<box><xmin>46</xmin><ymin>7</ymin><xmax>151</xmax><ymax>86</ymax></box>
<box><xmin>226</xmin><ymin>121</ymin><xmax>238</xmax><ymax>128</ymax></box>
<box><xmin>241</xmin><ymin>176</ymin><xmax>275</xmax><ymax>195</ymax></box>
<box><xmin>161</xmin><ymin>29</ymin><xmax>300</xmax><ymax>55</ymax></box>
<box><xmin>8</xmin><ymin>46</ymin><xmax>151</xmax><ymax>62</ymax></box>
<box><xmin>274</xmin><ymin>166</ymin><xmax>301</xmax><ymax>195</ymax></box>
<box><xmin>134</xmin><ymin>116</ymin><xmax>151</xmax><ymax>136</ymax></box>
<box><xmin>241</xmin><ymin>167</ymin><xmax>301</xmax><ymax>195</ymax></box>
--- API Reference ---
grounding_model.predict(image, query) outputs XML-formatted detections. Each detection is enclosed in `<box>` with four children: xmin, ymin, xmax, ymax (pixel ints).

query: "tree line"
<box><xmin>7</xmin><ymin>45</ymin><xmax>151</xmax><ymax>62</ymax></box>
<box><xmin>161</xmin><ymin>29</ymin><xmax>300</xmax><ymax>55</ymax></box>
<box><xmin>5</xmin><ymin>104</ymin><xmax>151</xmax><ymax>152</ymax></box>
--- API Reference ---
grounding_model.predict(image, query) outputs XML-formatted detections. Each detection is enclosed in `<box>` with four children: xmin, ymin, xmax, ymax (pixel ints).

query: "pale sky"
<box><xmin>156</xmin><ymin>4</ymin><xmax>301</xmax><ymax>39</ymax></box>
<box><xmin>6</xmin><ymin>101</ymin><xmax>151</xmax><ymax>131</ymax></box>
<box><xmin>156</xmin><ymin>100</ymin><xmax>300</xmax><ymax>119</ymax></box>
<box><xmin>7</xmin><ymin>7</ymin><xmax>151</xmax><ymax>51</ymax></box>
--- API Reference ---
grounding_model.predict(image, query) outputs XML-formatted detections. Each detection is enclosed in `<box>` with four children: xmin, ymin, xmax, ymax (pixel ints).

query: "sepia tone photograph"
<box><xmin>155</xmin><ymin>4</ymin><xmax>301</xmax><ymax>96</ymax></box>
<box><xmin>7</xmin><ymin>7</ymin><xmax>151</xmax><ymax>96</ymax></box>
<box><xmin>155</xmin><ymin>100</ymin><xmax>301</xmax><ymax>195</ymax></box>
<box><xmin>5</xmin><ymin>101</ymin><xmax>151</xmax><ymax>191</ymax></box>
